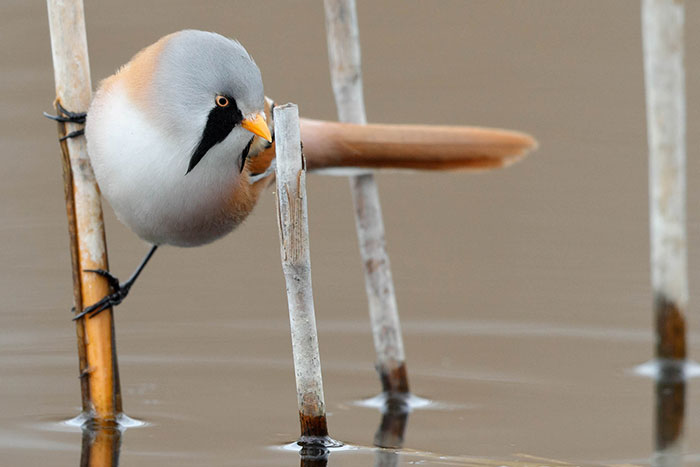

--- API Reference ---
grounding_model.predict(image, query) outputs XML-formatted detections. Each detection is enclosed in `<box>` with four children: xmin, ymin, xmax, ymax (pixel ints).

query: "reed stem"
<box><xmin>323</xmin><ymin>0</ymin><xmax>409</xmax><ymax>395</ymax></box>
<box><xmin>46</xmin><ymin>0</ymin><xmax>121</xmax><ymax>423</ymax></box>
<box><xmin>274</xmin><ymin>103</ymin><xmax>333</xmax><ymax>445</ymax></box>
<box><xmin>642</xmin><ymin>0</ymin><xmax>688</xmax><ymax>361</ymax></box>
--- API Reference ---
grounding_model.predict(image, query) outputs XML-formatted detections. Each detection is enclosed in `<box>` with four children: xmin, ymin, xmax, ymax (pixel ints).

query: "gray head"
<box><xmin>150</xmin><ymin>30</ymin><xmax>269</xmax><ymax>173</ymax></box>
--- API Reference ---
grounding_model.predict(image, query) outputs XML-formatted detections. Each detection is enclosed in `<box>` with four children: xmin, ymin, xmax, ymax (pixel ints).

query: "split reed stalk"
<box><xmin>642</xmin><ymin>0</ymin><xmax>688</xmax><ymax>361</ymax></box>
<box><xmin>323</xmin><ymin>0</ymin><xmax>409</xmax><ymax>395</ymax></box>
<box><xmin>46</xmin><ymin>0</ymin><xmax>121</xmax><ymax>423</ymax></box>
<box><xmin>274</xmin><ymin>104</ymin><xmax>331</xmax><ymax>444</ymax></box>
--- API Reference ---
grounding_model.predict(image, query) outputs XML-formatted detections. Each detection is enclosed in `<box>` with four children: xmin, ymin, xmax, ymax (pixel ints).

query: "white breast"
<box><xmin>86</xmin><ymin>82</ymin><xmax>245</xmax><ymax>247</ymax></box>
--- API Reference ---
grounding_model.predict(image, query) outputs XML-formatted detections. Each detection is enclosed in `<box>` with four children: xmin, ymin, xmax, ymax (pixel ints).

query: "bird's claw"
<box><xmin>84</xmin><ymin>269</ymin><xmax>120</xmax><ymax>290</ymax></box>
<box><xmin>72</xmin><ymin>269</ymin><xmax>132</xmax><ymax>321</ymax></box>
<box><xmin>72</xmin><ymin>295</ymin><xmax>112</xmax><ymax>321</ymax></box>
<box><xmin>57</xmin><ymin>129</ymin><xmax>85</xmax><ymax>141</ymax></box>
<box><xmin>44</xmin><ymin>102</ymin><xmax>87</xmax><ymax>123</ymax></box>
<box><xmin>44</xmin><ymin>102</ymin><xmax>87</xmax><ymax>141</ymax></box>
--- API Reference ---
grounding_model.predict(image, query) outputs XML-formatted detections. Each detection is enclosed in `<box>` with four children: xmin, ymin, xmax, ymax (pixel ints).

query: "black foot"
<box><xmin>72</xmin><ymin>270</ymin><xmax>134</xmax><ymax>321</ymax></box>
<box><xmin>70</xmin><ymin>245</ymin><xmax>158</xmax><ymax>321</ymax></box>
<box><xmin>58</xmin><ymin>129</ymin><xmax>84</xmax><ymax>141</ymax></box>
<box><xmin>44</xmin><ymin>102</ymin><xmax>87</xmax><ymax>141</ymax></box>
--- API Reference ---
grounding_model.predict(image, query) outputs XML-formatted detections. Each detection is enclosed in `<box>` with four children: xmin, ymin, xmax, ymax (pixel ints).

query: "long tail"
<box><xmin>300</xmin><ymin>118</ymin><xmax>537</xmax><ymax>172</ymax></box>
<box><xmin>245</xmin><ymin>99</ymin><xmax>536</xmax><ymax>180</ymax></box>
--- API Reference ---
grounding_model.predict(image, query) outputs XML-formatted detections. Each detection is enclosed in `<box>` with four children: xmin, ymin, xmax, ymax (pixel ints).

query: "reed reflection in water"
<box><xmin>297</xmin><ymin>395</ymin><xmax>410</xmax><ymax>467</ymax></box>
<box><xmin>652</xmin><ymin>361</ymin><xmax>686</xmax><ymax>467</ymax></box>
<box><xmin>75</xmin><ymin>395</ymin><xmax>411</xmax><ymax>467</ymax></box>
<box><xmin>72</xmin><ymin>367</ymin><xmax>690</xmax><ymax>467</ymax></box>
<box><xmin>79</xmin><ymin>424</ymin><xmax>121</xmax><ymax>467</ymax></box>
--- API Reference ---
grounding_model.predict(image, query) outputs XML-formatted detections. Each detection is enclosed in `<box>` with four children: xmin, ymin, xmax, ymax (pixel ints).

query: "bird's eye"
<box><xmin>215</xmin><ymin>95</ymin><xmax>230</xmax><ymax>108</ymax></box>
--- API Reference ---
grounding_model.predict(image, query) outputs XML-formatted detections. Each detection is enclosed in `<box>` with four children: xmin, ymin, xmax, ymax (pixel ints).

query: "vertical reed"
<box><xmin>46</xmin><ymin>0</ymin><xmax>121</xmax><ymax>423</ymax></box>
<box><xmin>274</xmin><ymin>104</ymin><xmax>334</xmax><ymax>445</ymax></box>
<box><xmin>642</xmin><ymin>0</ymin><xmax>687</xmax><ymax>362</ymax></box>
<box><xmin>323</xmin><ymin>0</ymin><xmax>409</xmax><ymax>395</ymax></box>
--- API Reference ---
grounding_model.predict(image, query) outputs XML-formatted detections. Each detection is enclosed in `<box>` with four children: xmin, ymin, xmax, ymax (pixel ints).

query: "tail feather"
<box><xmin>300</xmin><ymin>118</ymin><xmax>536</xmax><ymax>172</ymax></box>
<box><xmin>246</xmin><ymin>99</ymin><xmax>536</xmax><ymax>182</ymax></box>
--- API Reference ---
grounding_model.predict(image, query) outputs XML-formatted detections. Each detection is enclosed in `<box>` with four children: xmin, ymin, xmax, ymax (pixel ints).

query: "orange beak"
<box><xmin>241</xmin><ymin>112</ymin><xmax>272</xmax><ymax>142</ymax></box>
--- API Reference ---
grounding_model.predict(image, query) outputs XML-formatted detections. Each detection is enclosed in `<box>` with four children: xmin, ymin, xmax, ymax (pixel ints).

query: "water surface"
<box><xmin>2</xmin><ymin>1</ymin><xmax>700</xmax><ymax>465</ymax></box>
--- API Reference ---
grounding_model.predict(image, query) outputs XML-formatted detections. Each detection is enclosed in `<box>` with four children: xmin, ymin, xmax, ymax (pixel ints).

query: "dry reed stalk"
<box><xmin>274</xmin><ymin>104</ymin><xmax>332</xmax><ymax>445</ymax></box>
<box><xmin>46</xmin><ymin>0</ymin><xmax>121</xmax><ymax>423</ymax></box>
<box><xmin>323</xmin><ymin>0</ymin><xmax>409</xmax><ymax>395</ymax></box>
<box><xmin>642</xmin><ymin>0</ymin><xmax>687</xmax><ymax>361</ymax></box>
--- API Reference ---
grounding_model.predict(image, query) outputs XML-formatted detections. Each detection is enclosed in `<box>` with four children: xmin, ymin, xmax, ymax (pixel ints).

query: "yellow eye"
<box><xmin>215</xmin><ymin>95</ymin><xmax>229</xmax><ymax>107</ymax></box>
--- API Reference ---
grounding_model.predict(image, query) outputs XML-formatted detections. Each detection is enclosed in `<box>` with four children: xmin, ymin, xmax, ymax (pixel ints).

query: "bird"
<box><xmin>49</xmin><ymin>29</ymin><xmax>536</xmax><ymax>319</ymax></box>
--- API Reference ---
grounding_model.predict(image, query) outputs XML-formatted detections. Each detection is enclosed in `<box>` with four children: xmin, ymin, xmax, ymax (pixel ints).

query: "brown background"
<box><xmin>2</xmin><ymin>1</ymin><xmax>700</xmax><ymax>465</ymax></box>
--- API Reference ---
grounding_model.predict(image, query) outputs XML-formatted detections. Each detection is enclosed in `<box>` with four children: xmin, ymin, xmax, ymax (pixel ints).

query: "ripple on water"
<box><xmin>632</xmin><ymin>359</ymin><xmax>700</xmax><ymax>380</ymax></box>
<box><xmin>32</xmin><ymin>411</ymin><xmax>149</xmax><ymax>433</ymax></box>
<box><xmin>275</xmin><ymin>440</ymin><xmax>360</xmax><ymax>453</ymax></box>
<box><xmin>353</xmin><ymin>392</ymin><xmax>468</xmax><ymax>412</ymax></box>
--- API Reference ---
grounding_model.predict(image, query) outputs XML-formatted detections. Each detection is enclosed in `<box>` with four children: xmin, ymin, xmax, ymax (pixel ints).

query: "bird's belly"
<box><xmin>126</xmin><ymin>185</ymin><xmax>244</xmax><ymax>247</ymax></box>
<box><xmin>87</xmin><ymin>89</ymin><xmax>246</xmax><ymax>247</ymax></box>
<box><xmin>100</xmin><ymin>154</ymin><xmax>245</xmax><ymax>247</ymax></box>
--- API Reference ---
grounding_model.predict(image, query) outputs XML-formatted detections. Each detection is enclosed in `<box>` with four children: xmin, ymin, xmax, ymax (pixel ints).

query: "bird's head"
<box><xmin>149</xmin><ymin>30</ymin><xmax>271</xmax><ymax>174</ymax></box>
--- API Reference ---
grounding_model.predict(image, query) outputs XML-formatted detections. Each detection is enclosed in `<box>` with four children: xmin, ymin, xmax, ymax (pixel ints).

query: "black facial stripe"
<box><xmin>265</xmin><ymin>102</ymin><xmax>276</xmax><ymax>149</ymax></box>
<box><xmin>240</xmin><ymin>137</ymin><xmax>254</xmax><ymax>172</ymax></box>
<box><xmin>186</xmin><ymin>95</ymin><xmax>243</xmax><ymax>174</ymax></box>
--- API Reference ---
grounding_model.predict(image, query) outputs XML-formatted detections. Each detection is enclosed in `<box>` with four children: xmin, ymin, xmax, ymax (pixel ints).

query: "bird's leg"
<box><xmin>72</xmin><ymin>245</ymin><xmax>159</xmax><ymax>321</ymax></box>
<box><xmin>44</xmin><ymin>102</ymin><xmax>87</xmax><ymax>141</ymax></box>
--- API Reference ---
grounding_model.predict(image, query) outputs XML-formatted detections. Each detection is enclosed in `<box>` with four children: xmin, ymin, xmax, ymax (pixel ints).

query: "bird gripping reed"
<box><xmin>46</xmin><ymin>0</ymin><xmax>122</xmax><ymax>424</ymax></box>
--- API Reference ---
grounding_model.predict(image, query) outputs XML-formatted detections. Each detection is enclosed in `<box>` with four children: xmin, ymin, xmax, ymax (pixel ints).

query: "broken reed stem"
<box><xmin>46</xmin><ymin>0</ymin><xmax>122</xmax><ymax>423</ymax></box>
<box><xmin>274</xmin><ymin>104</ymin><xmax>330</xmax><ymax>444</ymax></box>
<box><xmin>642</xmin><ymin>0</ymin><xmax>688</xmax><ymax>361</ymax></box>
<box><xmin>323</xmin><ymin>0</ymin><xmax>409</xmax><ymax>395</ymax></box>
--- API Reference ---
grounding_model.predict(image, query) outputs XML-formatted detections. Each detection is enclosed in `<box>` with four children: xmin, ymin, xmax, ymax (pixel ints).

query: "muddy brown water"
<box><xmin>2</xmin><ymin>1</ymin><xmax>700</xmax><ymax>465</ymax></box>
